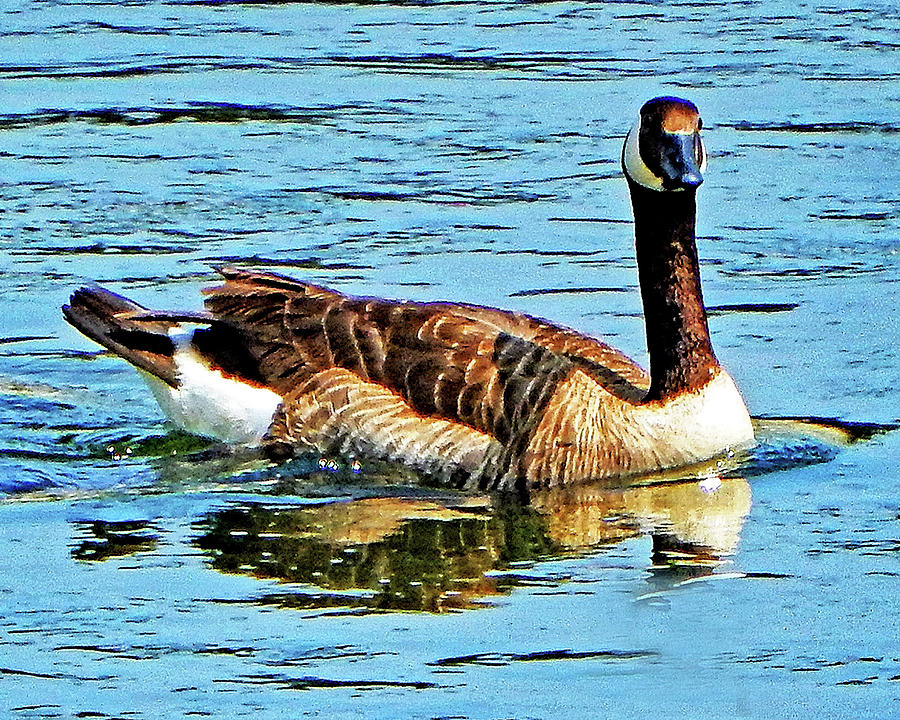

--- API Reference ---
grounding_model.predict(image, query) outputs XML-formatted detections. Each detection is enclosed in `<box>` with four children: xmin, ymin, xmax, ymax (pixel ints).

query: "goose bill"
<box><xmin>656</xmin><ymin>132</ymin><xmax>705</xmax><ymax>191</ymax></box>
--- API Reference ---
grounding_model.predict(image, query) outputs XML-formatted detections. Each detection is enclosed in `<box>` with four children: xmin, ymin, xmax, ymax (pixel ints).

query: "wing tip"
<box><xmin>62</xmin><ymin>285</ymin><xmax>179</xmax><ymax>387</ymax></box>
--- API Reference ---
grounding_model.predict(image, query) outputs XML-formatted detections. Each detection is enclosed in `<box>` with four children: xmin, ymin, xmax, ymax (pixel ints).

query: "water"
<box><xmin>1</xmin><ymin>1</ymin><xmax>899</xmax><ymax>717</ymax></box>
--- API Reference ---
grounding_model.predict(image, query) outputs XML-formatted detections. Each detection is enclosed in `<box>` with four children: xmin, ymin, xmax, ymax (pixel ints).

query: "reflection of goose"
<box><xmin>532</xmin><ymin>474</ymin><xmax>752</xmax><ymax>560</ymax></box>
<box><xmin>63</xmin><ymin>97</ymin><xmax>753</xmax><ymax>490</ymax></box>
<box><xmin>191</xmin><ymin>474</ymin><xmax>753</xmax><ymax>612</ymax></box>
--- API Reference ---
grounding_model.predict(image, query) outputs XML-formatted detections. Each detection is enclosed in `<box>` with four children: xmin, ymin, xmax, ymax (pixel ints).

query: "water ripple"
<box><xmin>0</xmin><ymin>103</ymin><xmax>341</xmax><ymax>129</ymax></box>
<box><xmin>724</xmin><ymin>120</ymin><xmax>900</xmax><ymax>134</ymax></box>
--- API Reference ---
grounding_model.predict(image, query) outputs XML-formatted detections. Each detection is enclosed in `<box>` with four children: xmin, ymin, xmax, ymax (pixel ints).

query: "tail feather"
<box><xmin>62</xmin><ymin>287</ymin><xmax>178</xmax><ymax>387</ymax></box>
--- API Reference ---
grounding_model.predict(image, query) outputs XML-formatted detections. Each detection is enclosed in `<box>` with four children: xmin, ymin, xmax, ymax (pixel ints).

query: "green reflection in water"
<box><xmin>71</xmin><ymin>519</ymin><xmax>159</xmax><ymax>561</ymax></box>
<box><xmin>64</xmin><ymin>417</ymin><xmax>871</xmax><ymax>613</ymax></box>
<box><xmin>189</xmin><ymin>470</ymin><xmax>754</xmax><ymax>613</ymax></box>
<box><xmin>194</xmin><ymin>497</ymin><xmax>559</xmax><ymax>613</ymax></box>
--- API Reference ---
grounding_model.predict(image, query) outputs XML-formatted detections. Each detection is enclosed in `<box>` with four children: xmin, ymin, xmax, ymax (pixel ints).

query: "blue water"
<box><xmin>1</xmin><ymin>1</ymin><xmax>899</xmax><ymax>718</ymax></box>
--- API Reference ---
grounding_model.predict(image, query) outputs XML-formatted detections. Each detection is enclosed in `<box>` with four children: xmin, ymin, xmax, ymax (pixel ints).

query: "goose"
<box><xmin>63</xmin><ymin>96</ymin><xmax>754</xmax><ymax>491</ymax></box>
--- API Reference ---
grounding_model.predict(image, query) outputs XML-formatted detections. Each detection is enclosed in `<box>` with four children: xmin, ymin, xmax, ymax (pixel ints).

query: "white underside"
<box><xmin>141</xmin><ymin>339</ymin><xmax>282</xmax><ymax>445</ymax></box>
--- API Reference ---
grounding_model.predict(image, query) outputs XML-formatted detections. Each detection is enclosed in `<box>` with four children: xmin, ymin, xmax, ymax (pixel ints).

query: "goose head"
<box><xmin>622</xmin><ymin>96</ymin><xmax>707</xmax><ymax>192</ymax></box>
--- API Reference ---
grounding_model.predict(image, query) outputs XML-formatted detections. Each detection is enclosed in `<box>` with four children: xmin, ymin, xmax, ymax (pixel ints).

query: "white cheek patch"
<box><xmin>623</xmin><ymin>123</ymin><xmax>665</xmax><ymax>191</ymax></box>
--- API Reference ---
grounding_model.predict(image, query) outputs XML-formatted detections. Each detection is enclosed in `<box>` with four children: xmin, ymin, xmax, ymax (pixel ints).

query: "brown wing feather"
<box><xmin>204</xmin><ymin>268</ymin><xmax>647</xmax><ymax>458</ymax></box>
<box><xmin>436</xmin><ymin>303</ymin><xmax>649</xmax><ymax>398</ymax></box>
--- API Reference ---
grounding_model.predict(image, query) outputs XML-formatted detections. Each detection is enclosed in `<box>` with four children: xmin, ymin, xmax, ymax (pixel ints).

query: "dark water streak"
<box><xmin>0</xmin><ymin>103</ymin><xmax>340</xmax><ymax>128</ymax></box>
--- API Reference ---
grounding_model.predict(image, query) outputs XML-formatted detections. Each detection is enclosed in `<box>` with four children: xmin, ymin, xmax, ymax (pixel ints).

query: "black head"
<box><xmin>622</xmin><ymin>96</ymin><xmax>707</xmax><ymax>192</ymax></box>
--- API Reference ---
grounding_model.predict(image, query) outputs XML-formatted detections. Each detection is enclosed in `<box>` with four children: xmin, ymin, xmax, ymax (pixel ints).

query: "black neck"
<box><xmin>628</xmin><ymin>179</ymin><xmax>719</xmax><ymax>400</ymax></box>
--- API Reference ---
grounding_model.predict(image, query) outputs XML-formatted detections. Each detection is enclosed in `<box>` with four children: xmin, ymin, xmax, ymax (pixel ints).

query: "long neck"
<box><xmin>628</xmin><ymin>179</ymin><xmax>719</xmax><ymax>400</ymax></box>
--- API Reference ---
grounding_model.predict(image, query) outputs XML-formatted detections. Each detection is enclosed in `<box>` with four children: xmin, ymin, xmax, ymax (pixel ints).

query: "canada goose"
<box><xmin>63</xmin><ymin>96</ymin><xmax>754</xmax><ymax>491</ymax></box>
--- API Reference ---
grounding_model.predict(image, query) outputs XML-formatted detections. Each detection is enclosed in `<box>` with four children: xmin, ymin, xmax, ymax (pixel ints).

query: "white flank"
<box><xmin>140</xmin><ymin>334</ymin><xmax>282</xmax><ymax>445</ymax></box>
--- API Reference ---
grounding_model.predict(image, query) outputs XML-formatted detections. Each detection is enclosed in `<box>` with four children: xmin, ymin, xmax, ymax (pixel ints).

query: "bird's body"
<box><xmin>63</xmin><ymin>97</ymin><xmax>754</xmax><ymax>491</ymax></box>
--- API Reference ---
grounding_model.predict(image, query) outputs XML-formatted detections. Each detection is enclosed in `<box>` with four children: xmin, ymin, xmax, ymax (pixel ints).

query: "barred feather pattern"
<box><xmin>202</xmin><ymin>268</ymin><xmax>652</xmax><ymax>488</ymax></box>
<box><xmin>266</xmin><ymin>367</ymin><xmax>497</xmax><ymax>486</ymax></box>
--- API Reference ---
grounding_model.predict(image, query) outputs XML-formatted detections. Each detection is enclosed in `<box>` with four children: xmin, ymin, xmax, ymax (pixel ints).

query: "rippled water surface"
<box><xmin>2</xmin><ymin>1</ymin><xmax>899</xmax><ymax>718</ymax></box>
